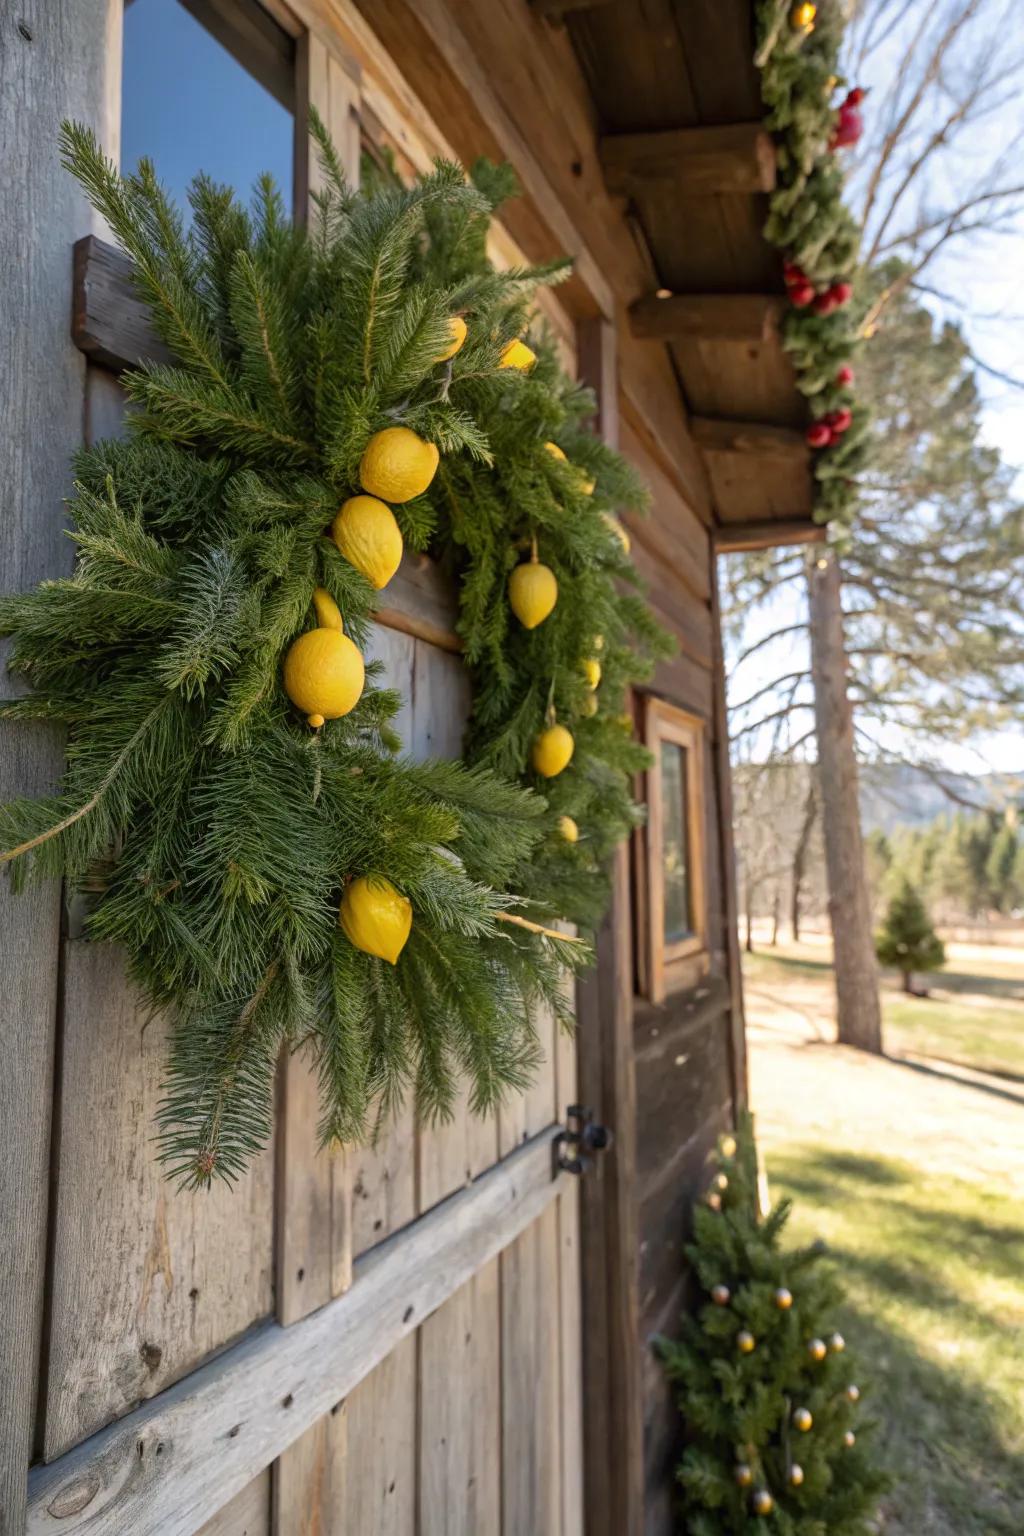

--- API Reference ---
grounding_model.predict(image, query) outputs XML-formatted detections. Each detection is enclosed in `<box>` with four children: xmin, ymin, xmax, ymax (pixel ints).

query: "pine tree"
<box><xmin>0</xmin><ymin>121</ymin><xmax>667</xmax><ymax>1186</ymax></box>
<box><xmin>659</xmin><ymin>1117</ymin><xmax>886</xmax><ymax>1534</ymax></box>
<box><xmin>985</xmin><ymin>823</ymin><xmax>1019</xmax><ymax>914</ymax></box>
<box><xmin>874</xmin><ymin>877</ymin><xmax>945</xmax><ymax>994</ymax></box>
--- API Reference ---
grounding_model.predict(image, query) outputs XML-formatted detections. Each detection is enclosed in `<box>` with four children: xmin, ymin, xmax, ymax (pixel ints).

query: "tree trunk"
<box><xmin>807</xmin><ymin>552</ymin><xmax>883</xmax><ymax>1052</ymax></box>
<box><xmin>902</xmin><ymin>970</ymin><xmax>912</xmax><ymax>995</ymax></box>
<box><xmin>770</xmin><ymin>887</ymin><xmax>780</xmax><ymax>946</ymax></box>
<box><xmin>790</xmin><ymin>782</ymin><xmax>817</xmax><ymax>943</ymax></box>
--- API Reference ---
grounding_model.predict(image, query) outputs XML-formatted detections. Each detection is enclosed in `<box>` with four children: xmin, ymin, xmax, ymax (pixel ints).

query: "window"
<box><xmin>638</xmin><ymin>697</ymin><xmax>707</xmax><ymax>1003</ymax></box>
<box><xmin>122</xmin><ymin>0</ymin><xmax>297</xmax><ymax>216</ymax></box>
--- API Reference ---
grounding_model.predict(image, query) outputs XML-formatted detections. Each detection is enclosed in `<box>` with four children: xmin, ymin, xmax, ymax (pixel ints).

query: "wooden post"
<box><xmin>0</xmin><ymin>4</ymin><xmax>119</xmax><ymax>1529</ymax></box>
<box><xmin>807</xmin><ymin>550</ymin><xmax>883</xmax><ymax>1052</ymax></box>
<box><xmin>575</xmin><ymin>314</ymin><xmax>645</xmax><ymax>1536</ymax></box>
<box><xmin>709</xmin><ymin>555</ymin><xmax>748</xmax><ymax>1108</ymax></box>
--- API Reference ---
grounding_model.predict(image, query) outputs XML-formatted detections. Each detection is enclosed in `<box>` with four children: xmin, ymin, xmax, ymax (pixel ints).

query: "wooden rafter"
<box><xmin>714</xmin><ymin>520</ymin><xmax>825</xmax><ymax>553</ymax></box>
<box><xmin>629</xmin><ymin>292</ymin><xmax>784</xmax><ymax>344</ymax></box>
<box><xmin>601</xmin><ymin>122</ymin><xmax>776</xmax><ymax>197</ymax></box>
<box><xmin>691</xmin><ymin>417</ymin><xmax>809</xmax><ymax>465</ymax></box>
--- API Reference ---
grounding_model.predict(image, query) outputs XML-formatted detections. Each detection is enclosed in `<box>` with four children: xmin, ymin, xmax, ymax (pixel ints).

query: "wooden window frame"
<box><xmin>639</xmin><ymin>695</ymin><xmax>708</xmax><ymax>1004</ymax></box>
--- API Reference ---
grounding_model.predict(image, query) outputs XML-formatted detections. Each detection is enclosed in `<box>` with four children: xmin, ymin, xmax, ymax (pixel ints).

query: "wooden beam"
<box><xmin>629</xmin><ymin>293</ymin><xmax>783</xmax><ymax>344</ymax></box>
<box><xmin>72</xmin><ymin>236</ymin><xmax>170</xmax><ymax>373</ymax></box>
<box><xmin>601</xmin><ymin>123</ymin><xmax>776</xmax><ymax>197</ymax></box>
<box><xmin>532</xmin><ymin>0</ymin><xmax>615</xmax><ymax>19</ymax></box>
<box><xmin>714</xmin><ymin>520</ymin><xmax>825</xmax><ymax>554</ymax></box>
<box><xmin>27</xmin><ymin>1130</ymin><xmax>568</xmax><ymax>1536</ymax></box>
<box><xmin>691</xmin><ymin>417</ymin><xmax>809</xmax><ymax>465</ymax></box>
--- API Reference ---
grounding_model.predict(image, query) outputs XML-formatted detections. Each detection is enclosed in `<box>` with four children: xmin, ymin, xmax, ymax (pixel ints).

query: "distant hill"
<box><xmin>859</xmin><ymin>764</ymin><xmax>1024</xmax><ymax>833</ymax></box>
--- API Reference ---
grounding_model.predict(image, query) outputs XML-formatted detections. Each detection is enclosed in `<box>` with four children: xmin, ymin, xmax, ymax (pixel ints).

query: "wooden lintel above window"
<box><xmin>600</xmin><ymin>122</ymin><xmax>776</xmax><ymax>197</ymax></box>
<box><xmin>714</xmin><ymin>520</ymin><xmax>825</xmax><ymax>554</ymax></box>
<box><xmin>691</xmin><ymin>417</ymin><xmax>809</xmax><ymax>466</ymax></box>
<box><xmin>629</xmin><ymin>293</ymin><xmax>784</xmax><ymax>344</ymax></box>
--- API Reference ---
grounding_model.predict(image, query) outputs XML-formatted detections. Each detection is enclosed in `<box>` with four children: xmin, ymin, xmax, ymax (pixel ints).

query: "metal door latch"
<box><xmin>554</xmin><ymin>1105</ymin><xmax>613</xmax><ymax>1175</ymax></box>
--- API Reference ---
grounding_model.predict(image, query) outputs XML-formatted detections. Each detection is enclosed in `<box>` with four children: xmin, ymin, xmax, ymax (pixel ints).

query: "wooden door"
<box><xmin>4</xmin><ymin>5</ymin><xmax>586</xmax><ymax>1534</ymax></box>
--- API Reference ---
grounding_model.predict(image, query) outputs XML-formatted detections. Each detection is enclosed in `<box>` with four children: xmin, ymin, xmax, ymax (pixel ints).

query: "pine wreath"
<box><xmin>0</xmin><ymin>121</ymin><xmax>668</xmax><ymax>1186</ymax></box>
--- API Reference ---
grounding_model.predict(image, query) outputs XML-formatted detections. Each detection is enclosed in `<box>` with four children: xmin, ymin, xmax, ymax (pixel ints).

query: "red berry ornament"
<box><xmin>813</xmin><ymin>292</ymin><xmax>838</xmax><ymax>315</ymax></box>
<box><xmin>831</xmin><ymin>408</ymin><xmax>853</xmax><ymax>435</ymax></box>
<box><xmin>806</xmin><ymin>422</ymin><xmax>831</xmax><ymax>448</ymax></box>
<box><xmin>836</xmin><ymin>365</ymin><xmax>854</xmax><ymax>386</ymax></box>
<box><xmin>790</xmin><ymin>282</ymin><xmax>815</xmax><ymax>308</ymax></box>
<box><xmin>846</xmin><ymin>87</ymin><xmax>865</xmax><ymax>106</ymax></box>
<box><xmin>830</xmin><ymin>281</ymin><xmax>854</xmax><ymax>307</ymax></box>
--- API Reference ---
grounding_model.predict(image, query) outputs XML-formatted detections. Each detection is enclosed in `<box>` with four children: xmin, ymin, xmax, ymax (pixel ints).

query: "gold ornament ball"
<box><xmin>433</xmin><ymin>315</ymin><xmax>467</xmax><ymax>363</ymax></box>
<box><xmin>829</xmin><ymin>1332</ymin><xmax>846</xmax><ymax>1353</ymax></box>
<box><xmin>752</xmin><ymin>1490</ymin><xmax>774</xmax><ymax>1516</ymax></box>
<box><xmin>734</xmin><ymin>1463</ymin><xmax>753</xmax><ymax>1489</ymax></box>
<box><xmin>790</xmin><ymin>1</ymin><xmax>817</xmax><ymax>30</ymax></box>
<box><xmin>593</xmin><ymin>634</ymin><xmax>605</xmax><ymax>652</ymax></box>
<box><xmin>775</xmin><ymin>1287</ymin><xmax>793</xmax><ymax>1311</ymax></box>
<box><xmin>532</xmin><ymin>723</ymin><xmax>575</xmax><ymax>778</ymax></box>
<box><xmin>713</xmin><ymin>1171</ymin><xmax>729</xmax><ymax>1192</ymax></box>
<box><xmin>509</xmin><ymin>559</ymin><xmax>558</xmax><ymax>629</ymax></box>
<box><xmin>808</xmin><ymin>1338</ymin><xmax>827</xmax><ymax>1363</ymax></box>
<box><xmin>339</xmin><ymin>876</ymin><xmax>413</xmax><ymax>965</ymax></box>
<box><xmin>706</xmin><ymin>1190</ymin><xmax>722</xmax><ymax>1212</ymax></box>
<box><xmin>359</xmin><ymin>426</ymin><xmax>439</xmax><ymax>504</ymax></box>
<box><xmin>499</xmin><ymin>337</ymin><xmax>536</xmax><ymax>371</ymax></box>
<box><xmin>557</xmin><ymin>815</ymin><xmax>579</xmax><ymax>843</ymax></box>
<box><xmin>789</xmin><ymin>1463</ymin><xmax>805</xmax><ymax>1488</ymax></box>
<box><xmin>845</xmin><ymin>1384</ymin><xmax>860</xmax><ymax>1403</ymax></box>
<box><xmin>843</xmin><ymin>1430</ymin><xmax>856</xmax><ymax>1449</ymax></box>
<box><xmin>720</xmin><ymin>1133</ymin><xmax>737</xmax><ymax>1158</ymax></box>
<box><xmin>737</xmin><ymin>1330</ymin><xmax>756</xmax><ymax>1355</ymax></box>
<box><xmin>331</xmin><ymin>495</ymin><xmax>404</xmax><ymax>590</ymax></box>
<box><xmin>711</xmin><ymin>1283</ymin><xmax>731</xmax><ymax>1307</ymax></box>
<box><xmin>793</xmin><ymin>1407</ymin><xmax>813</xmax><ymax>1432</ymax></box>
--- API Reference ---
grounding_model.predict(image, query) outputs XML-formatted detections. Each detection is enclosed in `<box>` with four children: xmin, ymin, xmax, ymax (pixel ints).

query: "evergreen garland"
<box><xmin>756</xmin><ymin>0</ymin><xmax>869</xmax><ymax>535</ymax></box>
<box><xmin>659</xmin><ymin>1118</ymin><xmax>887</xmax><ymax>1533</ymax></box>
<box><xmin>0</xmin><ymin>122</ymin><xmax>667</xmax><ymax>1186</ymax></box>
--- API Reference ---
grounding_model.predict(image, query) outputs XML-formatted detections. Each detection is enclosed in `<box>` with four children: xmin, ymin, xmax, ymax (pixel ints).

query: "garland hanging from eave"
<box><xmin>756</xmin><ymin>0</ymin><xmax>870</xmax><ymax>539</ymax></box>
<box><xmin>0</xmin><ymin>121</ymin><xmax>670</xmax><ymax>1188</ymax></box>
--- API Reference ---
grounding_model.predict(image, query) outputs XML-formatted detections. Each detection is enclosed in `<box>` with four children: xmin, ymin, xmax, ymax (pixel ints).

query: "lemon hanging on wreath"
<box><xmin>283</xmin><ymin>588</ymin><xmax>365</xmax><ymax>727</ymax></box>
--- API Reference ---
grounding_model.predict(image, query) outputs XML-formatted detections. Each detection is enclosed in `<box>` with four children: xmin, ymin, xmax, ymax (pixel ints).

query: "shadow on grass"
<box><xmin>766</xmin><ymin>1146</ymin><xmax>1024</xmax><ymax>1534</ymax></box>
<box><xmin>883</xmin><ymin>1052</ymin><xmax>1024</xmax><ymax>1106</ymax></box>
<box><xmin>930</xmin><ymin>969</ymin><xmax>1024</xmax><ymax>1002</ymax></box>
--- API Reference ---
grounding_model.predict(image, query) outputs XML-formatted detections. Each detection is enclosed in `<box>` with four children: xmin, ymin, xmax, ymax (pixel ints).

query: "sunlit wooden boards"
<box><xmin>602</xmin><ymin>123</ymin><xmax>776</xmax><ymax>197</ymax></box>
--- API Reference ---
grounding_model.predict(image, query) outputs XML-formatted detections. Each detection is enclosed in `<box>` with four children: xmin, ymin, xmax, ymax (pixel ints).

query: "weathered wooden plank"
<box><xmin>601</xmin><ymin>123</ymin><xmax>775</xmax><ymax>197</ymax></box>
<box><xmin>336</xmin><ymin>1337</ymin><xmax>416</xmax><ymax>1536</ymax></box>
<box><xmin>199</xmin><ymin>1471</ymin><xmax>271</xmax><ymax>1536</ymax></box>
<box><xmin>501</xmin><ymin>1200</ymin><xmax>562</xmax><ymax>1535</ymax></box>
<box><xmin>0</xmin><ymin>1</ymin><xmax>118</xmax><ymax>1524</ymax></box>
<box><xmin>43</xmin><ymin>943</ymin><xmax>276</xmax><ymax>1463</ymax></box>
<box><xmin>714</xmin><ymin>518</ymin><xmax>824</xmax><ymax>552</ymax></box>
<box><xmin>709</xmin><ymin>553</ymin><xmax>748</xmax><ymax>1107</ymax></box>
<box><xmin>71</xmin><ymin>235</ymin><xmax>170</xmax><ymax>372</ymax></box>
<box><xmin>418</xmin><ymin>1261</ymin><xmax>501</xmax><ymax>1534</ymax></box>
<box><xmin>691</xmin><ymin>416</ymin><xmax>809</xmax><ymax>464</ymax></box>
<box><xmin>557</xmin><ymin>1180</ymin><xmax>585</xmax><ymax>1536</ymax></box>
<box><xmin>629</xmin><ymin>293</ymin><xmax>783</xmax><ymax>344</ymax></box>
<box><xmin>28</xmin><ymin>1129</ymin><xmax>566</xmax><ymax>1536</ymax></box>
<box><xmin>275</xmin><ymin>1052</ymin><xmax>352</xmax><ymax>1327</ymax></box>
<box><xmin>273</xmin><ymin>1409</ymin><xmax>345</xmax><ymax>1536</ymax></box>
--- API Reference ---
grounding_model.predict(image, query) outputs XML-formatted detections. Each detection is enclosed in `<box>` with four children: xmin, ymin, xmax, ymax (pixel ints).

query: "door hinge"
<box><xmin>554</xmin><ymin>1104</ymin><xmax>613</xmax><ymax>1175</ymax></box>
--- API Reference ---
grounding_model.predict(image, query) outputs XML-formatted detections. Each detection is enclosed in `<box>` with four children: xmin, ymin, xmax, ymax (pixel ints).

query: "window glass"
<box><xmin>660</xmin><ymin>741</ymin><xmax>692</xmax><ymax>945</ymax></box>
<box><xmin>122</xmin><ymin>0</ymin><xmax>295</xmax><ymax>218</ymax></box>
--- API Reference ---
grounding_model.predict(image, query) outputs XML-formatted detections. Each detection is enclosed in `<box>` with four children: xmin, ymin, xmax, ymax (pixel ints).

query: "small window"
<box><xmin>122</xmin><ymin>0</ymin><xmax>297</xmax><ymax>217</ymax></box>
<box><xmin>637</xmin><ymin>697</ymin><xmax>707</xmax><ymax>1003</ymax></box>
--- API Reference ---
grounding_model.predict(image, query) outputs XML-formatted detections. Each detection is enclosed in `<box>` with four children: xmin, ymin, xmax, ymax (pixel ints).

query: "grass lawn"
<box><xmin>745</xmin><ymin>938</ymin><xmax>1024</xmax><ymax>1534</ymax></box>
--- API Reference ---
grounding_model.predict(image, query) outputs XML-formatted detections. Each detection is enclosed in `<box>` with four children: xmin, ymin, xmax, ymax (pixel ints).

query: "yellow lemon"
<box><xmin>359</xmin><ymin>427</ymin><xmax>439</xmax><ymax>503</ymax></box>
<box><xmin>434</xmin><ymin>316</ymin><xmax>467</xmax><ymax>363</ymax></box>
<box><xmin>582</xmin><ymin>657</ymin><xmax>601</xmax><ymax>690</ymax></box>
<box><xmin>557</xmin><ymin>815</ymin><xmax>579</xmax><ymax>843</ymax></box>
<box><xmin>284</xmin><ymin>629</ymin><xmax>364</xmax><ymax>725</ymax></box>
<box><xmin>793</xmin><ymin>1407</ymin><xmax>813</xmax><ymax>1432</ymax></box>
<box><xmin>580</xmin><ymin>694</ymin><xmax>598</xmax><ymax>718</ymax></box>
<box><xmin>500</xmin><ymin>338</ymin><xmax>536</xmax><ymax>371</ymax></box>
<box><xmin>532</xmin><ymin>723</ymin><xmax>574</xmax><ymax>778</ymax></box>
<box><xmin>593</xmin><ymin>634</ymin><xmax>605</xmax><ymax>652</ymax></box>
<box><xmin>339</xmin><ymin>876</ymin><xmax>412</xmax><ymax>965</ymax></box>
<box><xmin>791</xmin><ymin>0</ymin><xmax>816</xmax><ymax>28</ymax></box>
<box><xmin>509</xmin><ymin>559</ymin><xmax>558</xmax><ymax>628</ymax></box>
<box><xmin>737</xmin><ymin>1330</ymin><xmax>756</xmax><ymax>1355</ymax></box>
<box><xmin>331</xmin><ymin>495</ymin><xmax>403</xmax><ymax>590</ymax></box>
<box><xmin>602</xmin><ymin>511</ymin><xmax>631</xmax><ymax>554</ymax></box>
<box><xmin>544</xmin><ymin>440</ymin><xmax>567</xmax><ymax>462</ymax></box>
<box><xmin>578</xmin><ymin>472</ymin><xmax>596</xmax><ymax>495</ymax></box>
